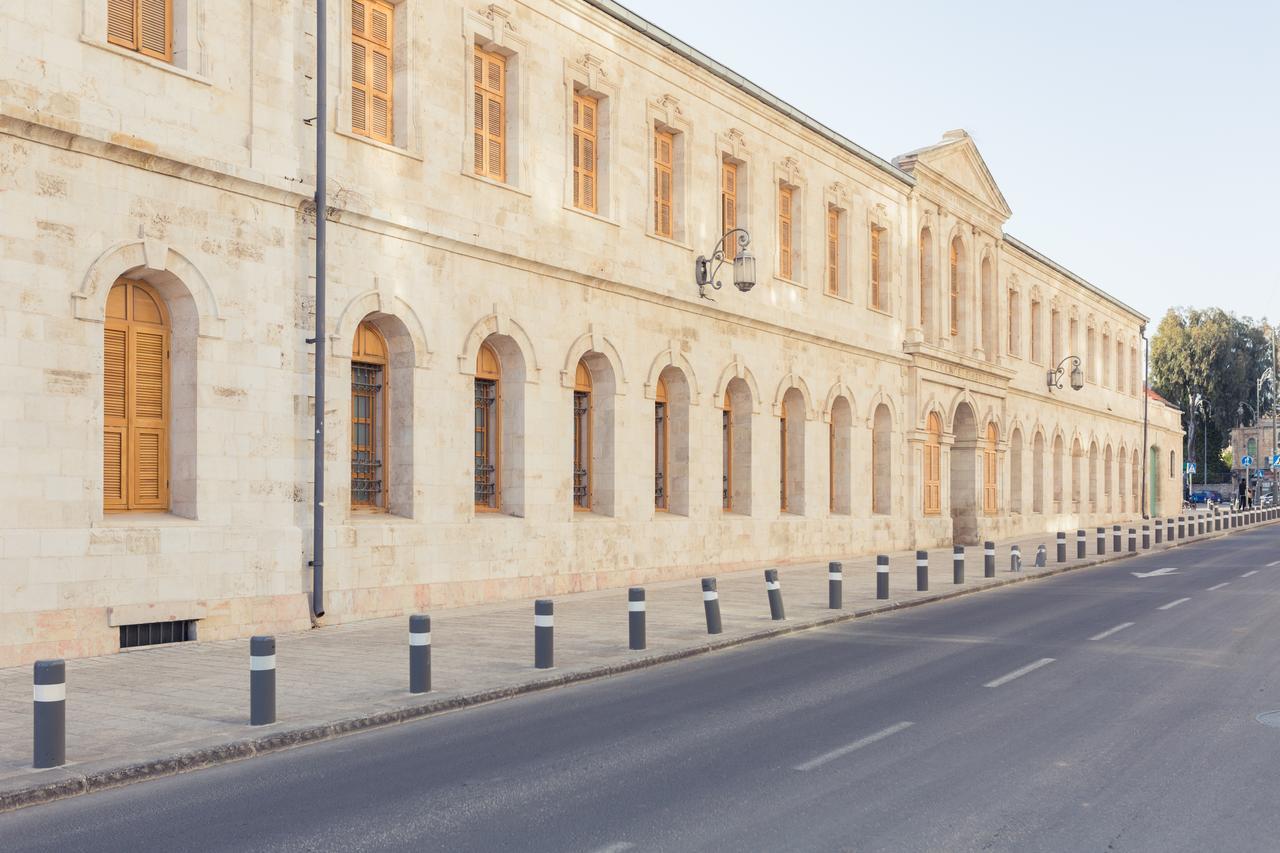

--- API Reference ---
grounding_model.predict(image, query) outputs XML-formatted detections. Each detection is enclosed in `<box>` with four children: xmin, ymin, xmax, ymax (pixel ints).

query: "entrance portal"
<box><xmin>951</xmin><ymin>403</ymin><xmax>979</xmax><ymax>544</ymax></box>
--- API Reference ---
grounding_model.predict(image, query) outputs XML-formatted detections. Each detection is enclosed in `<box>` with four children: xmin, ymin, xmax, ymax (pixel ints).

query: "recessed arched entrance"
<box><xmin>950</xmin><ymin>402</ymin><xmax>979</xmax><ymax>544</ymax></box>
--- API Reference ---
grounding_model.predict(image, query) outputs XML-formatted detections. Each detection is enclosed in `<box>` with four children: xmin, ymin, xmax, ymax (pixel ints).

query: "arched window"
<box><xmin>924</xmin><ymin>412</ymin><xmax>942</xmax><ymax>515</ymax></box>
<box><xmin>780</xmin><ymin>388</ymin><xmax>805</xmax><ymax>514</ymax></box>
<box><xmin>872</xmin><ymin>404</ymin><xmax>892</xmax><ymax>515</ymax></box>
<box><xmin>1104</xmin><ymin>445</ymin><xmax>1114</xmax><ymax>513</ymax></box>
<box><xmin>919</xmin><ymin>227</ymin><xmax>933</xmax><ymax>340</ymax></box>
<box><xmin>722</xmin><ymin>389</ymin><xmax>733</xmax><ymax>511</ymax></box>
<box><xmin>573</xmin><ymin>360</ymin><xmax>593</xmax><ymax>511</ymax></box>
<box><xmin>474</xmin><ymin>342</ymin><xmax>501</xmax><ymax>511</ymax></box>
<box><xmin>352</xmin><ymin>321</ymin><xmax>389</xmax><ymax>510</ymax></box>
<box><xmin>983</xmin><ymin>423</ymin><xmax>998</xmax><ymax>515</ymax></box>
<box><xmin>1089</xmin><ymin>442</ymin><xmax>1099</xmax><ymax>512</ymax></box>
<box><xmin>980</xmin><ymin>255</ymin><xmax>995</xmax><ymax>360</ymax></box>
<box><xmin>1118</xmin><ymin>447</ymin><xmax>1127</xmax><ymax>512</ymax></box>
<box><xmin>1072</xmin><ymin>439</ymin><xmax>1084</xmax><ymax>511</ymax></box>
<box><xmin>723</xmin><ymin>378</ymin><xmax>753</xmax><ymax>514</ymax></box>
<box><xmin>1053</xmin><ymin>435</ymin><xmax>1065</xmax><ymax>512</ymax></box>
<box><xmin>830</xmin><ymin>396</ymin><xmax>852</xmax><ymax>515</ymax></box>
<box><xmin>1033</xmin><ymin>432</ymin><xmax>1045</xmax><ymax>513</ymax></box>
<box><xmin>1170</xmin><ymin>449</ymin><xmax>1176</xmax><ymax>478</ymax></box>
<box><xmin>949</xmin><ymin>239</ymin><xmax>961</xmax><ymax>337</ymax></box>
<box><xmin>779</xmin><ymin>407</ymin><xmax>789</xmax><ymax>511</ymax></box>
<box><xmin>654</xmin><ymin>376</ymin><xmax>669</xmax><ymax>511</ymax></box>
<box><xmin>104</xmin><ymin>279</ymin><xmax>169</xmax><ymax>511</ymax></box>
<box><xmin>1010</xmin><ymin>428</ymin><xmax>1023</xmax><ymax>514</ymax></box>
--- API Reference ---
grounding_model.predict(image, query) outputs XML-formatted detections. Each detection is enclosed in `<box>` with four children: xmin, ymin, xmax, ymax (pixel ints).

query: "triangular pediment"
<box><xmin>894</xmin><ymin>130</ymin><xmax>1013</xmax><ymax>221</ymax></box>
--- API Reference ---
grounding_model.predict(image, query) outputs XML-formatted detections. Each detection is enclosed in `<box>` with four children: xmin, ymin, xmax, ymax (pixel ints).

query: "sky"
<box><xmin>620</xmin><ymin>0</ymin><xmax>1280</xmax><ymax>326</ymax></box>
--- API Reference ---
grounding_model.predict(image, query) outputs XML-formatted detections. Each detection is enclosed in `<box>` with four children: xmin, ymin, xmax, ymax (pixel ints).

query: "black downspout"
<box><xmin>310</xmin><ymin>0</ymin><xmax>327</xmax><ymax>618</ymax></box>
<box><xmin>1140</xmin><ymin>324</ymin><xmax>1149</xmax><ymax>520</ymax></box>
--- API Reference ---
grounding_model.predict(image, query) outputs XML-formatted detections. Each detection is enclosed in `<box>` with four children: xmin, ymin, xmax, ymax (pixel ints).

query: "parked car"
<box><xmin>1188</xmin><ymin>490</ymin><xmax>1218</xmax><ymax>505</ymax></box>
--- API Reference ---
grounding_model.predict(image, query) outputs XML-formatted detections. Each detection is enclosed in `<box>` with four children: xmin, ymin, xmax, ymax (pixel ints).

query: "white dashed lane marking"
<box><xmin>1158</xmin><ymin>597</ymin><xmax>1191</xmax><ymax>611</ymax></box>
<box><xmin>1241</xmin><ymin>570</ymin><xmax>1258</xmax><ymax>578</ymax></box>
<box><xmin>984</xmin><ymin>658</ymin><xmax>1056</xmax><ymax>688</ymax></box>
<box><xmin>1207</xmin><ymin>582</ymin><xmax>1230</xmax><ymax>591</ymax></box>
<box><xmin>1089</xmin><ymin>623</ymin><xmax>1135</xmax><ymax>641</ymax></box>
<box><xmin>794</xmin><ymin>722</ymin><xmax>915</xmax><ymax>771</ymax></box>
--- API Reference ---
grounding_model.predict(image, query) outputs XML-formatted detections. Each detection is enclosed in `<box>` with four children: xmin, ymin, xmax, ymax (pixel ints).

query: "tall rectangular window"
<box><xmin>351</xmin><ymin>0</ymin><xmax>394</xmax><ymax>144</ymax></box>
<box><xmin>778</xmin><ymin>184</ymin><xmax>794</xmax><ymax>280</ymax></box>
<box><xmin>104</xmin><ymin>280</ymin><xmax>169</xmax><ymax>512</ymax></box>
<box><xmin>779</xmin><ymin>412</ymin><xmax>789</xmax><ymax>511</ymax></box>
<box><xmin>722</xmin><ymin>160</ymin><xmax>738</xmax><ymax>256</ymax></box>
<box><xmin>473</xmin><ymin>45</ymin><xmax>506</xmax><ymax>181</ymax></box>
<box><xmin>1030</xmin><ymin>298</ymin><xmax>1042</xmax><ymax>363</ymax></box>
<box><xmin>654</xmin><ymin>378</ymin><xmax>669</xmax><ymax>511</ymax></box>
<box><xmin>983</xmin><ymin>424</ymin><xmax>998</xmax><ymax>515</ymax></box>
<box><xmin>107</xmin><ymin>0</ymin><xmax>172</xmax><ymax>62</ymax></box>
<box><xmin>870</xmin><ymin>224</ymin><xmax>885</xmax><ymax>309</ymax></box>
<box><xmin>924</xmin><ymin>413</ymin><xmax>942</xmax><ymax>515</ymax></box>
<box><xmin>721</xmin><ymin>395</ymin><xmax>733</xmax><ymax>511</ymax></box>
<box><xmin>826</xmin><ymin>206</ymin><xmax>841</xmax><ymax>296</ymax></box>
<box><xmin>474</xmin><ymin>344</ymin><xmax>501</xmax><ymax>511</ymax></box>
<box><xmin>573</xmin><ymin>363</ymin><xmax>593</xmax><ymax>511</ymax></box>
<box><xmin>949</xmin><ymin>241</ymin><xmax>960</xmax><ymax>336</ymax></box>
<box><xmin>352</xmin><ymin>322</ymin><xmax>389</xmax><ymax>510</ymax></box>
<box><xmin>1051</xmin><ymin>309</ymin><xmax>1062</xmax><ymax>367</ymax></box>
<box><xmin>1007</xmin><ymin>289</ymin><xmax>1020</xmax><ymax>357</ymax></box>
<box><xmin>653</xmin><ymin>130</ymin><xmax>674</xmax><ymax>238</ymax></box>
<box><xmin>572</xmin><ymin>91</ymin><xmax>598</xmax><ymax>212</ymax></box>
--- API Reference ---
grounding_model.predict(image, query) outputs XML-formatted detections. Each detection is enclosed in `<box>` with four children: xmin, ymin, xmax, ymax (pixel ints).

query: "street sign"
<box><xmin>1242</xmin><ymin>455</ymin><xmax>1254</xmax><ymax>467</ymax></box>
<box><xmin>1271</xmin><ymin>454</ymin><xmax>1280</xmax><ymax>467</ymax></box>
<box><xmin>1185</xmin><ymin>462</ymin><xmax>1197</xmax><ymax>474</ymax></box>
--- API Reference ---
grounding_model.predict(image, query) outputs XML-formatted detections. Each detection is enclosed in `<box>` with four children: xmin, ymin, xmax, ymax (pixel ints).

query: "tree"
<box><xmin>1149</xmin><ymin>308</ymin><xmax>1274</xmax><ymax>479</ymax></box>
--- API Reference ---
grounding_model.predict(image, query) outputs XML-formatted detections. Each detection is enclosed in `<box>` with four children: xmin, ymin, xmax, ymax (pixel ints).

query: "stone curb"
<box><xmin>0</xmin><ymin>515</ymin><xmax>1267</xmax><ymax>814</ymax></box>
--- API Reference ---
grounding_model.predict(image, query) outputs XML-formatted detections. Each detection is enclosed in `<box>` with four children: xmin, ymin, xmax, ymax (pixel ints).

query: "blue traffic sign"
<box><xmin>1185</xmin><ymin>462</ymin><xmax>1197</xmax><ymax>474</ymax></box>
<box><xmin>1242</xmin><ymin>455</ymin><xmax>1254</xmax><ymax>467</ymax></box>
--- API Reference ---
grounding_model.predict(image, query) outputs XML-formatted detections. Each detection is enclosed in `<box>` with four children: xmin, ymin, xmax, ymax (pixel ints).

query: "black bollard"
<box><xmin>953</xmin><ymin>545</ymin><xmax>964</xmax><ymax>584</ymax></box>
<box><xmin>916</xmin><ymin>550</ymin><xmax>929</xmax><ymax>591</ymax></box>
<box><xmin>628</xmin><ymin>588</ymin><xmax>646</xmax><ymax>651</ymax></box>
<box><xmin>1056</xmin><ymin>531</ymin><xmax>1067</xmax><ymax>563</ymax></box>
<box><xmin>1155</xmin><ymin>519</ymin><xmax>1163</xmax><ymax>545</ymax></box>
<box><xmin>1076</xmin><ymin>529</ymin><xmax>1086</xmax><ymax>559</ymax></box>
<box><xmin>534</xmin><ymin>599</ymin><xmax>554</xmax><ymax>669</ymax></box>
<box><xmin>1142</xmin><ymin>525</ymin><xmax>1150</xmax><ymax>549</ymax></box>
<box><xmin>1097</xmin><ymin>527</ymin><xmax>1106</xmax><ymax>556</ymax></box>
<box><xmin>250</xmin><ymin>635</ymin><xmax>276</xmax><ymax>726</ymax></box>
<box><xmin>702</xmin><ymin>578</ymin><xmax>722</xmax><ymax>634</ymax></box>
<box><xmin>409</xmin><ymin>615</ymin><xmax>431</xmax><ymax>694</ymax></box>
<box><xmin>876</xmin><ymin>555</ymin><xmax>890</xmax><ymax>599</ymax></box>
<box><xmin>984</xmin><ymin>541</ymin><xmax>995</xmax><ymax>578</ymax></box>
<box><xmin>1113</xmin><ymin>524</ymin><xmax>1122</xmax><ymax>552</ymax></box>
<box><xmin>1010</xmin><ymin>544</ymin><xmax>1022</xmax><ymax>572</ymax></box>
<box><xmin>1128</xmin><ymin>527</ymin><xmax>1137</xmax><ymax>552</ymax></box>
<box><xmin>828</xmin><ymin>561</ymin><xmax>843</xmax><ymax>610</ymax></box>
<box><xmin>764</xmin><ymin>569</ymin><xmax>785</xmax><ymax>620</ymax></box>
<box><xmin>33</xmin><ymin>659</ymin><xmax>66</xmax><ymax>769</ymax></box>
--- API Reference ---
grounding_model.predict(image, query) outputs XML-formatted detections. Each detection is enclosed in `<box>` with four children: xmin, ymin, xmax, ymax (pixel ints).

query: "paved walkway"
<box><xmin>0</xmin><ymin>511</ymin><xmax>1240</xmax><ymax>807</ymax></box>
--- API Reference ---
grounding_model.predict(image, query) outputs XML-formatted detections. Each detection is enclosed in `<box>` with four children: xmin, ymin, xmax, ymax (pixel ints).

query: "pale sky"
<box><xmin>620</xmin><ymin>0</ymin><xmax>1280</xmax><ymax>326</ymax></box>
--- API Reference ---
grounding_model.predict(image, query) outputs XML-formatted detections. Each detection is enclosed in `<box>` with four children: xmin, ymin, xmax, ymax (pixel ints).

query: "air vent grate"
<box><xmin>119</xmin><ymin>619</ymin><xmax>197</xmax><ymax>649</ymax></box>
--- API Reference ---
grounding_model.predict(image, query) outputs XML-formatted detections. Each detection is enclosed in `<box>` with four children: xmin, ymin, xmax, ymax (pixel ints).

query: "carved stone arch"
<box><xmin>1029</xmin><ymin>282</ymin><xmax>1044</xmax><ymax>302</ymax></box>
<box><xmin>1007</xmin><ymin>415</ymin><xmax>1027</xmax><ymax>439</ymax></box>
<box><xmin>644</xmin><ymin>344</ymin><xmax>700</xmax><ymax>403</ymax></box>
<box><xmin>561</xmin><ymin>329</ymin><xmax>627</xmax><ymax>389</ymax></box>
<box><xmin>332</xmin><ymin>289</ymin><xmax>432</xmax><ymax>368</ymax></box>
<box><xmin>980</xmin><ymin>405</ymin><xmax>1004</xmax><ymax>440</ymax></box>
<box><xmin>945</xmin><ymin>223</ymin><xmax>969</xmax><ymax>256</ymax></box>
<box><xmin>458</xmin><ymin>311</ymin><xmax>541</xmax><ymax>382</ymax></box>
<box><xmin>74</xmin><ymin>238</ymin><xmax>225</xmax><ymax>338</ymax></box>
<box><xmin>1050</xmin><ymin>425</ymin><xmax>1068</xmax><ymax>446</ymax></box>
<box><xmin>713</xmin><ymin>357</ymin><xmax>761</xmax><ymax>414</ymax></box>
<box><xmin>864</xmin><ymin>389</ymin><xmax>898</xmax><ymax>430</ymax></box>
<box><xmin>1068</xmin><ymin>304</ymin><xmax>1079</xmax><ymax>323</ymax></box>
<box><xmin>1086</xmin><ymin>313</ymin><xmax>1097</xmax><ymax>330</ymax></box>
<box><xmin>771</xmin><ymin>373</ymin><xmax>816</xmax><ymax>420</ymax></box>
<box><xmin>821</xmin><ymin>380</ymin><xmax>858</xmax><ymax>425</ymax></box>
<box><xmin>920</xmin><ymin>395</ymin><xmax>948</xmax><ymax>431</ymax></box>
<box><xmin>946</xmin><ymin>388</ymin><xmax>981</xmax><ymax>433</ymax></box>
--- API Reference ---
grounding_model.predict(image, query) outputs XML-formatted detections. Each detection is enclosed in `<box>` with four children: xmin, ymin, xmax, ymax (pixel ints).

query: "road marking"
<box><xmin>1241</xmin><ymin>570</ymin><xmax>1258</xmax><ymax>578</ymax></box>
<box><xmin>1089</xmin><ymin>622</ymin><xmax>1134</xmax><ymax>641</ymax></box>
<box><xmin>1131</xmin><ymin>568</ymin><xmax>1179</xmax><ymax>578</ymax></box>
<box><xmin>1207</xmin><ymin>582</ymin><xmax>1230</xmax><ymax>591</ymax></box>
<box><xmin>1158</xmin><ymin>597</ymin><xmax>1191</xmax><ymax>610</ymax></box>
<box><xmin>1267</xmin><ymin>560</ymin><xmax>1280</xmax><ymax>567</ymax></box>
<box><xmin>984</xmin><ymin>658</ymin><xmax>1056</xmax><ymax>688</ymax></box>
<box><xmin>589</xmin><ymin>844</ymin><xmax>636</xmax><ymax>853</ymax></box>
<box><xmin>794</xmin><ymin>721</ymin><xmax>914</xmax><ymax>771</ymax></box>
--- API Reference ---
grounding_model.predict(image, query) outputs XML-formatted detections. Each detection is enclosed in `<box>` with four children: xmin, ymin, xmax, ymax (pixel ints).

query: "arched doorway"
<box><xmin>950</xmin><ymin>402</ymin><xmax>979</xmax><ymax>544</ymax></box>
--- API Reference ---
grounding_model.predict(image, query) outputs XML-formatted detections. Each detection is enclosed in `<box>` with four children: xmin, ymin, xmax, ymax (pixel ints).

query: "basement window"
<box><xmin>119</xmin><ymin>619</ymin><xmax>197</xmax><ymax>649</ymax></box>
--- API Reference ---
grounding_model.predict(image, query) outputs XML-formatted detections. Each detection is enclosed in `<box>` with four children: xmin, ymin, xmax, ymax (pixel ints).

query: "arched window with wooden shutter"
<box><xmin>722</xmin><ymin>390</ymin><xmax>733</xmax><ymax>511</ymax></box>
<box><xmin>351</xmin><ymin>322</ymin><xmax>389</xmax><ymax>510</ymax></box>
<box><xmin>475</xmin><ymin>343</ymin><xmax>501</xmax><ymax>511</ymax></box>
<box><xmin>351</xmin><ymin>0</ymin><xmax>394</xmax><ymax>144</ymax></box>
<box><xmin>983</xmin><ymin>423</ymin><xmax>999</xmax><ymax>515</ymax></box>
<box><xmin>573</xmin><ymin>361</ymin><xmax>593</xmax><ymax>510</ymax></box>
<box><xmin>924</xmin><ymin>412</ymin><xmax>942</xmax><ymax>516</ymax></box>
<box><xmin>104</xmin><ymin>279</ymin><xmax>169</xmax><ymax>512</ymax></box>
<box><xmin>474</xmin><ymin>45</ymin><xmax>506</xmax><ymax>181</ymax></box>
<box><xmin>108</xmin><ymin>0</ymin><xmax>172</xmax><ymax>62</ymax></box>
<box><xmin>654</xmin><ymin>376</ymin><xmax>668</xmax><ymax>511</ymax></box>
<box><xmin>572</xmin><ymin>91</ymin><xmax>598</xmax><ymax>213</ymax></box>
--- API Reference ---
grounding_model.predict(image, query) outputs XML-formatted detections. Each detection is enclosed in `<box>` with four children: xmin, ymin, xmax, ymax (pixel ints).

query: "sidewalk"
<box><xmin>0</xmin><ymin>512</ymin><xmax>1244</xmax><ymax>811</ymax></box>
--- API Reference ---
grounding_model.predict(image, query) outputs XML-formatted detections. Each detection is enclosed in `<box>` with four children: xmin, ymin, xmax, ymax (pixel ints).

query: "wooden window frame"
<box><xmin>949</xmin><ymin>239</ymin><xmax>960</xmax><ymax>336</ymax></box>
<box><xmin>473</xmin><ymin>44</ymin><xmax>507</xmax><ymax>182</ymax></box>
<box><xmin>779</xmin><ymin>410</ymin><xmax>789</xmax><ymax>512</ymax></box>
<box><xmin>983</xmin><ymin>424</ymin><xmax>998</xmax><ymax>515</ymax></box>
<box><xmin>653</xmin><ymin>129</ymin><xmax>675</xmax><ymax>239</ymax></box>
<box><xmin>870</xmin><ymin>223</ymin><xmax>885</xmax><ymax>310</ymax></box>
<box><xmin>654</xmin><ymin>377</ymin><xmax>669</xmax><ymax>512</ymax></box>
<box><xmin>1030</xmin><ymin>299</ymin><xmax>1043</xmax><ymax>364</ymax></box>
<box><xmin>104</xmin><ymin>279</ymin><xmax>171</xmax><ymax>512</ymax></box>
<box><xmin>722</xmin><ymin>159</ymin><xmax>739</xmax><ymax>258</ymax></box>
<box><xmin>778</xmin><ymin>183</ymin><xmax>795</xmax><ymax>281</ymax></box>
<box><xmin>1007</xmin><ymin>288</ymin><xmax>1019</xmax><ymax>357</ymax></box>
<box><xmin>573</xmin><ymin>361</ymin><xmax>593</xmax><ymax>512</ymax></box>
<box><xmin>722</xmin><ymin>391</ymin><xmax>733</xmax><ymax>512</ymax></box>
<box><xmin>351</xmin><ymin>0</ymin><xmax>395</xmax><ymax>144</ymax></box>
<box><xmin>474</xmin><ymin>343</ymin><xmax>501</xmax><ymax>512</ymax></box>
<box><xmin>825</xmin><ymin>205</ymin><xmax>842</xmax><ymax>296</ymax></box>
<box><xmin>351</xmin><ymin>321</ymin><xmax>390</xmax><ymax>512</ymax></box>
<box><xmin>107</xmin><ymin>0</ymin><xmax>173</xmax><ymax>62</ymax></box>
<box><xmin>572</xmin><ymin>90</ymin><xmax>599</xmax><ymax>213</ymax></box>
<box><xmin>924</xmin><ymin>413</ymin><xmax>942</xmax><ymax>516</ymax></box>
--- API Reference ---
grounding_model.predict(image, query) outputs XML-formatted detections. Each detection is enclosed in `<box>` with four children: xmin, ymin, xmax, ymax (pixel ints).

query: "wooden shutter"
<box><xmin>778</xmin><ymin>184</ymin><xmax>793</xmax><ymax>280</ymax></box>
<box><xmin>949</xmin><ymin>240</ymin><xmax>959</xmax><ymax>336</ymax></box>
<box><xmin>473</xmin><ymin>46</ymin><xmax>506</xmax><ymax>180</ymax></box>
<box><xmin>107</xmin><ymin>0</ymin><xmax>138</xmax><ymax>50</ymax></box>
<box><xmin>104</xmin><ymin>280</ymin><xmax>168</xmax><ymax>512</ymax></box>
<box><xmin>572</xmin><ymin>92</ymin><xmax>598</xmax><ymax>212</ymax></box>
<box><xmin>653</xmin><ymin>129</ymin><xmax>674</xmax><ymax>238</ymax></box>
<box><xmin>924</xmin><ymin>413</ymin><xmax>941</xmax><ymax>515</ymax></box>
<box><xmin>351</xmin><ymin>0</ymin><xmax>393</xmax><ymax>143</ymax></box>
<box><xmin>826</xmin><ymin>206</ymin><xmax>839</xmax><ymax>296</ymax></box>
<box><xmin>984</xmin><ymin>424</ymin><xmax>998</xmax><ymax>514</ymax></box>
<box><xmin>870</xmin><ymin>225</ymin><xmax>882</xmax><ymax>308</ymax></box>
<box><xmin>108</xmin><ymin>0</ymin><xmax>171</xmax><ymax>61</ymax></box>
<box><xmin>721</xmin><ymin>160</ymin><xmax>737</xmax><ymax>257</ymax></box>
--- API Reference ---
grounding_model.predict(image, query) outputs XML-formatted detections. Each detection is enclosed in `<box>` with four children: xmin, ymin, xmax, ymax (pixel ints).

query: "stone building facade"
<box><xmin>0</xmin><ymin>0</ymin><xmax>1184</xmax><ymax>664</ymax></box>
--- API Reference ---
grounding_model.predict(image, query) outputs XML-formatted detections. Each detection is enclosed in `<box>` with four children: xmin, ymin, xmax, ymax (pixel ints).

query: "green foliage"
<box><xmin>1149</xmin><ymin>307</ymin><xmax>1274</xmax><ymax>478</ymax></box>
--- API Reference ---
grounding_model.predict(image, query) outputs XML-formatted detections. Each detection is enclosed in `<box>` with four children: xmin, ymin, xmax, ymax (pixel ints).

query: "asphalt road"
<box><xmin>3</xmin><ymin>527</ymin><xmax>1280</xmax><ymax>852</ymax></box>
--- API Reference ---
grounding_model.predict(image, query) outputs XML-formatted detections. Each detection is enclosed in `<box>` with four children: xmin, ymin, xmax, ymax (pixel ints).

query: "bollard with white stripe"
<box><xmin>534</xmin><ymin>599</ymin><xmax>554</xmax><ymax>669</ymax></box>
<box><xmin>1113</xmin><ymin>524</ymin><xmax>1122</xmax><ymax>551</ymax></box>
<box><xmin>952</xmin><ymin>545</ymin><xmax>965</xmax><ymax>584</ymax></box>
<box><xmin>1197</xmin><ymin>514</ymin><xmax>1205</xmax><ymax>536</ymax></box>
<box><xmin>876</xmin><ymin>555</ymin><xmax>890</xmax><ymax>599</ymax></box>
<box><xmin>764</xmin><ymin>569</ymin><xmax>785</xmax><ymax>620</ymax></box>
<box><xmin>1154</xmin><ymin>519</ymin><xmax>1163</xmax><ymax>545</ymax></box>
<box><xmin>1213</xmin><ymin>509</ymin><xmax>1220</xmax><ymax>532</ymax></box>
<box><xmin>1177</xmin><ymin>517</ymin><xmax>1185</xmax><ymax>540</ymax></box>
<box><xmin>1076</xmin><ymin>529</ymin><xmax>1086</xmax><ymax>559</ymax></box>
<box><xmin>33</xmin><ymin>659</ymin><xmax>65</xmax><ymax>769</ymax></box>
<box><xmin>916</xmin><ymin>550</ymin><xmax>929</xmax><ymax>591</ymax></box>
<box><xmin>250</xmin><ymin>635</ymin><xmax>276</xmax><ymax>726</ymax></box>
<box><xmin>409</xmin><ymin>615</ymin><xmax>431</xmax><ymax>694</ymax></box>
<box><xmin>1035</xmin><ymin>544</ymin><xmax>1047</xmax><ymax>568</ymax></box>
<box><xmin>1097</xmin><ymin>527</ymin><xmax>1106</xmax><ymax>556</ymax></box>
<box><xmin>702</xmin><ymin>578</ymin><xmax>722</xmax><ymax>634</ymax></box>
<box><xmin>828</xmin><ymin>561</ymin><xmax>843</xmax><ymax>610</ymax></box>
<box><xmin>1128</xmin><ymin>527</ymin><xmax>1137</xmax><ymax>552</ymax></box>
<box><xmin>1167</xmin><ymin>518</ymin><xmax>1174</xmax><ymax>540</ymax></box>
<box><xmin>1010</xmin><ymin>544</ymin><xmax>1022</xmax><ymax>573</ymax></box>
<box><xmin>628</xmin><ymin>588</ymin><xmax>646</xmax><ymax>651</ymax></box>
<box><xmin>1056</xmin><ymin>531</ymin><xmax>1067</xmax><ymax>563</ymax></box>
<box><xmin>984</xmin><ymin>541</ymin><xmax>995</xmax><ymax>578</ymax></box>
<box><xmin>1142</xmin><ymin>525</ymin><xmax>1150</xmax><ymax>550</ymax></box>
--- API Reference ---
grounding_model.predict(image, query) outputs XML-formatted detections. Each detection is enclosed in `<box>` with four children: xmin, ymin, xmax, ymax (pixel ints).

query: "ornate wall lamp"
<box><xmin>1047</xmin><ymin>356</ymin><xmax>1084</xmax><ymax>392</ymax></box>
<box><xmin>695</xmin><ymin>228</ymin><xmax>755</xmax><ymax>300</ymax></box>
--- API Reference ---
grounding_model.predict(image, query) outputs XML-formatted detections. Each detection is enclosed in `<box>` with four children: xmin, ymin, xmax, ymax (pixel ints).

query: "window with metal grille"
<box><xmin>573</xmin><ymin>361</ymin><xmax>593</xmax><ymax>510</ymax></box>
<box><xmin>722</xmin><ymin>396</ymin><xmax>733</xmax><ymax>510</ymax></box>
<box><xmin>475</xmin><ymin>379</ymin><xmax>498</xmax><ymax>508</ymax></box>
<box><xmin>351</xmin><ymin>363</ymin><xmax>385</xmax><ymax>507</ymax></box>
<box><xmin>779</xmin><ymin>411</ymin><xmax>788</xmax><ymax>512</ymax></box>
<box><xmin>120</xmin><ymin>619</ymin><xmax>196</xmax><ymax>649</ymax></box>
<box><xmin>654</xmin><ymin>377</ymin><xmax>668</xmax><ymax>511</ymax></box>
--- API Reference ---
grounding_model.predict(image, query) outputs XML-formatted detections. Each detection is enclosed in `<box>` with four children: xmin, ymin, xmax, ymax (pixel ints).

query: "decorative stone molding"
<box><xmin>822</xmin><ymin>380</ymin><xmax>858</xmax><ymax>424</ymax></box>
<box><xmin>330</xmin><ymin>287</ymin><xmax>432</xmax><ymax>368</ymax></box>
<box><xmin>561</xmin><ymin>327</ymin><xmax>627</xmax><ymax>389</ymax></box>
<box><xmin>713</xmin><ymin>357</ymin><xmax>761</xmax><ymax>413</ymax></box>
<box><xmin>771</xmin><ymin>372</ymin><xmax>816</xmax><ymax>420</ymax></box>
<box><xmin>457</xmin><ymin>309</ymin><xmax>541</xmax><ymax>382</ymax></box>
<box><xmin>644</xmin><ymin>344</ymin><xmax>700</xmax><ymax>403</ymax></box>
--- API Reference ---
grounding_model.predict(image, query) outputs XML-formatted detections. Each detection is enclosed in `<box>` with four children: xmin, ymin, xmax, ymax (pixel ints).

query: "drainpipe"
<box><xmin>308</xmin><ymin>0</ymin><xmax>327</xmax><ymax>619</ymax></box>
<box><xmin>1140</xmin><ymin>324</ymin><xmax>1149</xmax><ymax>520</ymax></box>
